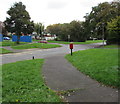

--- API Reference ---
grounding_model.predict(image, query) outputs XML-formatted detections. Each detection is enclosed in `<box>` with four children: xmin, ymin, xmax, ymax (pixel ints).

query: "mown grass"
<box><xmin>0</xmin><ymin>40</ymin><xmax>28</xmax><ymax>46</ymax></box>
<box><xmin>47</xmin><ymin>40</ymin><xmax>103</xmax><ymax>44</ymax></box>
<box><xmin>103</xmin><ymin>45</ymin><xmax>120</xmax><ymax>48</ymax></box>
<box><xmin>2</xmin><ymin>59</ymin><xmax>62</xmax><ymax>102</ymax></box>
<box><xmin>11</xmin><ymin>43</ymin><xmax>61</xmax><ymax>49</ymax></box>
<box><xmin>0</xmin><ymin>48</ymin><xmax>12</xmax><ymax>54</ymax></box>
<box><xmin>65</xmin><ymin>49</ymin><xmax>119</xmax><ymax>88</ymax></box>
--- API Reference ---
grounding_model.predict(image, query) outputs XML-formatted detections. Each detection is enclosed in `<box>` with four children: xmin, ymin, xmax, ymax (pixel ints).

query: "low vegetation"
<box><xmin>0</xmin><ymin>40</ymin><xmax>27</xmax><ymax>46</ymax></box>
<box><xmin>47</xmin><ymin>40</ymin><xmax>103</xmax><ymax>44</ymax></box>
<box><xmin>66</xmin><ymin>48</ymin><xmax>119</xmax><ymax>88</ymax></box>
<box><xmin>103</xmin><ymin>45</ymin><xmax>120</xmax><ymax>48</ymax></box>
<box><xmin>0</xmin><ymin>48</ymin><xmax>12</xmax><ymax>54</ymax></box>
<box><xmin>2</xmin><ymin>59</ymin><xmax>62</xmax><ymax>102</ymax></box>
<box><xmin>11</xmin><ymin>43</ymin><xmax>61</xmax><ymax>49</ymax></box>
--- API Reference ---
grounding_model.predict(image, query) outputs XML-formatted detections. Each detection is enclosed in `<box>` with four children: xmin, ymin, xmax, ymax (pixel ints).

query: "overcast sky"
<box><xmin>0</xmin><ymin>0</ymin><xmax>113</xmax><ymax>27</ymax></box>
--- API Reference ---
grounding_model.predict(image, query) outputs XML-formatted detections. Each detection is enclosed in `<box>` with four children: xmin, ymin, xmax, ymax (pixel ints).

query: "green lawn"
<box><xmin>2</xmin><ymin>59</ymin><xmax>62</xmax><ymax>102</ymax></box>
<box><xmin>65</xmin><ymin>48</ymin><xmax>119</xmax><ymax>88</ymax></box>
<box><xmin>0</xmin><ymin>48</ymin><xmax>12</xmax><ymax>54</ymax></box>
<box><xmin>0</xmin><ymin>40</ymin><xmax>28</xmax><ymax>46</ymax></box>
<box><xmin>47</xmin><ymin>40</ymin><xmax>103</xmax><ymax>44</ymax></box>
<box><xmin>103</xmin><ymin>45</ymin><xmax>120</xmax><ymax>48</ymax></box>
<box><xmin>11</xmin><ymin>43</ymin><xmax>61</xmax><ymax>49</ymax></box>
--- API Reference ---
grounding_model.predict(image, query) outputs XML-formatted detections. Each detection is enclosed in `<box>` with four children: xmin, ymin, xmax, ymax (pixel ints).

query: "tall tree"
<box><xmin>46</xmin><ymin>21</ymin><xmax>86</xmax><ymax>42</ymax></box>
<box><xmin>46</xmin><ymin>24</ymin><xmax>61</xmax><ymax>36</ymax></box>
<box><xmin>69</xmin><ymin>20</ymin><xmax>85</xmax><ymax>42</ymax></box>
<box><xmin>34</xmin><ymin>23</ymin><xmax>44</xmax><ymax>39</ymax></box>
<box><xmin>84</xmin><ymin>1</ymin><xmax>119</xmax><ymax>40</ymax></box>
<box><xmin>4</xmin><ymin>2</ymin><xmax>34</xmax><ymax>44</ymax></box>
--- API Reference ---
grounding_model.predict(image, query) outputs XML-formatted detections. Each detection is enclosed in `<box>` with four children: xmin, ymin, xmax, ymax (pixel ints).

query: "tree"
<box><xmin>84</xmin><ymin>1</ymin><xmax>119</xmax><ymax>40</ymax></box>
<box><xmin>34</xmin><ymin>23</ymin><xmax>44</xmax><ymax>39</ymax></box>
<box><xmin>69</xmin><ymin>20</ymin><xmax>85</xmax><ymax>42</ymax></box>
<box><xmin>4</xmin><ymin>2</ymin><xmax>34</xmax><ymax>44</ymax></box>
<box><xmin>46</xmin><ymin>21</ymin><xmax>86</xmax><ymax>42</ymax></box>
<box><xmin>59</xmin><ymin>23</ymin><xmax>70</xmax><ymax>41</ymax></box>
<box><xmin>107</xmin><ymin>16</ymin><xmax>120</xmax><ymax>44</ymax></box>
<box><xmin>46</xmin><ymin>24</ymin><xmax>61</xmax><ymax>35</ymax></box>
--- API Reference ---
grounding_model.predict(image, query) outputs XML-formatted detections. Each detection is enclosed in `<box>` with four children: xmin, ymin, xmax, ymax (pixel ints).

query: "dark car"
<box><xmin>38</xmin><ymin>40</ymin><xmax>47</xmax><ymax>43</ymax></box>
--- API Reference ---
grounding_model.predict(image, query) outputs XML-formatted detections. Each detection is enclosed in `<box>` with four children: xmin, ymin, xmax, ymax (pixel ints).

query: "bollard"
<box><xmin>32</xmin><ymin>56</ymin><xmax>34</xmax><ymax>59</ymax></box>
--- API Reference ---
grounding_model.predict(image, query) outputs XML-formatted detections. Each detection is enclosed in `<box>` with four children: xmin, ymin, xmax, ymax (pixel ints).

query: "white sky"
<box><xmin>0</xmin><ymin>0</ymin><xmax>113</xmax><ymax>27</ymax></box>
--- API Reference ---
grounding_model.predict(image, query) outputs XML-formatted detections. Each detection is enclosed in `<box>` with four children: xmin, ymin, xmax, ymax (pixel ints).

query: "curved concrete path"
<box><xmin>42</xmin><ymin>55</ymin><xmax>118</xmax><ymax>102</ymax></box>
<box><xmin>41</xmin><ymin>43</ymin><xmax>118</xmax><ymax>102</ymax></box>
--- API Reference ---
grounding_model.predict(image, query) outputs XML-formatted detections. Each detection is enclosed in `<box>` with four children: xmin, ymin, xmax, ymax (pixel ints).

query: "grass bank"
<box><xmin>65</xmin><ymin>48</ymin><xmax>119</xmax><ymax>88</ymax></box>
<box><xmin>11</xmin><ymin>43</ymin><xmax>61</xmax><ymax>49</ymax></box>
<box><xmin>47</xmin><ymin>40</ymin><xmax>103</xmax><ymax>44</ymax></box>
<box><xmin>2</xmin><ymin>59</ymin><xmax>62</xmax><ymax>102</ymax></box>
<box><xmin>0</xmin><ymin>48</ymin><xmax>12</xmax><ymax>54</ymax></box>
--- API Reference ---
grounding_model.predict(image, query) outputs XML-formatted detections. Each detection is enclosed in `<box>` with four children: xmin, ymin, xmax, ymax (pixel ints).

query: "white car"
<box><xmin>3</xmin><ymin>37</ymin><xmax>10</xmax><ymax>40</ymax></box>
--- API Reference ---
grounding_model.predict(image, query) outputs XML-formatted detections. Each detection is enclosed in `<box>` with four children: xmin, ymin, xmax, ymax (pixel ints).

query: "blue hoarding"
<box><xmin>12</xmin><ymin>35</ymin><xmax>32</xmax><ymax>42</ymax></box>
<box><xmin>0</xmin><ymin>34</ymin><xmax>3</xmax><ymax>42</ymax></box>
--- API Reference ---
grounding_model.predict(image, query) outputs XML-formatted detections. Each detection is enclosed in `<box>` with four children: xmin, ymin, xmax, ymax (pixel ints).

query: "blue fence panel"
<box><xmin>12</xmin><ymin>35</ymin><xmax>32</xmax><ymax>42</ymax></box>
<box><xmin>12</xmin><ymin>35</ymin><xmax>17</xmax><ymax>42</ymax></box>
<box><xmin>20</xmin><ymin>36</ymin><xmax>32</xmax><ymax>42</ymax></box>
<box><xmin>0</xmin><ymin>34</ymin><xmax>3</xmax><ymax>42</ymax></box>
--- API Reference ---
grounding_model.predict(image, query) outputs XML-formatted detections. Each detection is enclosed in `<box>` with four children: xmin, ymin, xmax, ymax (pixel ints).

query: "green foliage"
<box><xmin>11</xmin><ymin>43</ymin><xmax>61</xmax><ymax>49</ymax></box>
<box><xmin>46</xmin><ymin>24</ymin><xmax>62</xmax><ymax>36</ymax></box>
<box><xmin>84</xmin><ymin>1</ymin><xmax>119</xmax><ymax>40</ymax></box>
<box><xmin>69</xmin><ymin>21</ymin><xmax>85</xmax><ymax>42</ymax></box>
<box><xmin>46</xmin><ymin>21</ymin><xmax>86</xmax><ymax>42</ymax></box>
<box><xmin>107</xmin><ymin>16</ymin><xmax>120</xmax><ymax>45</ymax></box>
<box><xmin>2</xmin><ymin>59</ymin><xmax>62</xmax><ymax>102</ymax></box>
<box><xmin>34</xmin><ymin>23</ymin><xmax>44</xmax><ymax>38</ymax></box>
<box><xmin>4</xmin><ymin>2</ymin><xmax>34</xmax><ymax>43</ymax></box>
<box><xmin>66</xmin><ymin>49</ymin><xmax>119</xmax><ymax>88</ymax></box>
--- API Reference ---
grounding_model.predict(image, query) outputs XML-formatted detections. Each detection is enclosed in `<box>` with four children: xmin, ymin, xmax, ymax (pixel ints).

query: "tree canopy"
<box><xmin>84</xmin><ymin>1</ymin><xmax>119</xmax><ymax>41</ymax></box>
<box><xmin>107</xmin><ymin>16</ymin><xmax>120</xmax><ymax>44</ymax></box>
<box><xmin>46</xmin><ymin>21</ymin><xmax>86</xmax><ymax>42</ymax></box>
<box><xmin>4</xmin><ymin>2</ymin><xmax>34</xmax><ymax>40</ymax></box>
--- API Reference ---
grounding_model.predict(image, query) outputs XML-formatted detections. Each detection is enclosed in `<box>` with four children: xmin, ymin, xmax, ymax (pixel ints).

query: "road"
<box><xmin>1</xmin><ymin>43</ymin><xmax>103</xmax><ymax>64</ymax></box>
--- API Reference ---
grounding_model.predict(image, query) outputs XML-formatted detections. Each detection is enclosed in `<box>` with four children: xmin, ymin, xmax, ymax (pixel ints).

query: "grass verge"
<box><xmin>47</xmin><ymin>40</ymin><xmax>103</xmax><ymax>44</ymax></box>
<box><xmin>103</xmin><ymin>45</ymin><xmax>120</xmax><ymax>48</ymax></box>
<box><xmin>0</xmin><ymin>40</ymin><xmax>28</xmax><ymax>46</ymax></box>
<box><xmin>2</xmin><ymin>59</ymin><xmax>62</xmax><ymax>102</ymax></box>
<box><xmin>0</xmin><ymin>48</ymin><xmax>12</xmax><ymax>54</ymax></box>
<box><xmin>11</xmin><ymin>43</ymin><xmax>61</xmax><ymax>49</ymax></box>
<box><xmin>65</xmin><ymin>48</ymin><xmax>119</xmax><ymax>88</ymax></box>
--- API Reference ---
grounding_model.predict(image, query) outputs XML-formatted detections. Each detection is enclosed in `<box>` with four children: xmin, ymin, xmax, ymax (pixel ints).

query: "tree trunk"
<box><xmin>16</xmin><ymin>34</ymin><xmax>20</xmax><ymax>44</ymax></box>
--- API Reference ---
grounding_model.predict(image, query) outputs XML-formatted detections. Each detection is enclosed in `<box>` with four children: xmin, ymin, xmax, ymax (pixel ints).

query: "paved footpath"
<box><xmin>42</xmin><ymin>54</ymin><xmax>118</xmax><ymax>102</ymax></box>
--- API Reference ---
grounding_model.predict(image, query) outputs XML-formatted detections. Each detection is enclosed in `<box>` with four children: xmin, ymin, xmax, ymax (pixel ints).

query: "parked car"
<box><xmin>3</xmin><ymin>37</ymin><xmax>10</xmax><ymax>40</ymax></box>
<box><xmin>38</xmin><ymin>40</ymin><xmax>47</xmax><ymax>43</ymax></box>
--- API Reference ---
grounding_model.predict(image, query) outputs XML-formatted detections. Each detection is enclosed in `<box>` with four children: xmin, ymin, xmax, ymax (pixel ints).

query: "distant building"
<box><xmin>43</xmin><ymin>33</ymin><xmax>57</xmax><ymax>40</ymax></box>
